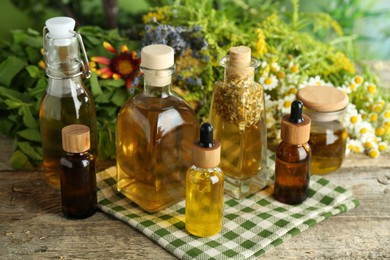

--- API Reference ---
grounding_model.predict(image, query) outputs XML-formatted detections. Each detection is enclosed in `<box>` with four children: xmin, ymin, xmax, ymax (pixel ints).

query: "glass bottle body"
<box><xmin>40</xmin><ymin>77</ymin><xmax>97</xmax><ymax>188</ymax></box>
<box><xmin>306</xmin><ymin>110</ymin><xmax>347</xmax><ymax>174</ymax></box>
<box><xmin>60</xmin><ymin>151</ymin><xmax>97</xmax><ymax>219</ymax></box>
<box><xmin>210</xmin><ymin>57</ymin><xmax>269</xmax><ymax>199</ymax></box>
<box><xmin>116</xmin><ymin>82</ymin><xmax>199</xmax><ymax>213</ymax></box>
<box><xmin>185</xmin><ymin>165</ymin><xmax>224</xmax><ymax>237</ymax></box>
<box><xmin>274</xmin><ymin>142</ymin><xmax>311</xmax><ymax>204</ymax></box>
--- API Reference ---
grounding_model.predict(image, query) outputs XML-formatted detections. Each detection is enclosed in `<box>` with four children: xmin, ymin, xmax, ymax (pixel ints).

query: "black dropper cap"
<box><xmin>289</xmin><ymin>100</ymin><xmax>304</xmax><ymax>124</ymax></box>
<box><xmin>198</xmin><ymin>122</ymin><xmax>214</xmax><ymax>148</ymax></box>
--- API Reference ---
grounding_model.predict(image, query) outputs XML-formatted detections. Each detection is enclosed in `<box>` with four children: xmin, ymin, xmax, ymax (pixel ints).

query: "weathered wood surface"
<box><xmin>1</xmin><ymin>134</ymin><xmax>390</xmax><ymax>260</ymax></box>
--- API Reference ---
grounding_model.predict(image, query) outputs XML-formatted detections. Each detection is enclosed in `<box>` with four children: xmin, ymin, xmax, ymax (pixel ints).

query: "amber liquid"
<box><xmin>39</xmin><ymin>86</ymin><xmax>97</xmax><ymax>188</ymax></box>
<box><xmin>185</xmin><ymin>166</ymin><xmax>224</xmax><ymax>237</ymax></box>
<box><xmin>274</xmin><ymin>142</ymin><xmax>311</xmax><ymax>204</ymax></box>
<box><xmin>210</xmin><ymin>113</ymin><xmax>266</xmax><ymax>180</ymax></box>
<box><xmin>309</xmin><ymin>122</ymin><xmax>347</xmax><ymax>174</ymax></box>
<box><xmin>60</xmin><ymin>152</ymin><xmax>97</xmax><ymax>219</ymax></box>
<box><xmin>116</xmin><ymin>94</ymin><xmax>198</xmax><ymax>213</ymax></box>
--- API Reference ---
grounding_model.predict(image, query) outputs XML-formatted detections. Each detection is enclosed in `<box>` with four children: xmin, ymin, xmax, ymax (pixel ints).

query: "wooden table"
<box><xmin>1</xmin><ymin>134</ymin><xmax>389</xmax><ymax>259</ymax></box>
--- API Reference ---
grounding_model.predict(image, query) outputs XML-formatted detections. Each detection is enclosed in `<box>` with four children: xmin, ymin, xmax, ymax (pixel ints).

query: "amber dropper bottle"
<box><xmin>274</xmin><ymin>100</ymin><xmax>311</xmax><ymax>204</ymax></box>
<box><xmin>186</xmin><ymin>123</ymin><xmax>224</xmax><ymax>237</ymax></box>
<box><xmin>60</xmin><ymin>124</ymin><xmax>97</xmax><ymax>219</ymax></box>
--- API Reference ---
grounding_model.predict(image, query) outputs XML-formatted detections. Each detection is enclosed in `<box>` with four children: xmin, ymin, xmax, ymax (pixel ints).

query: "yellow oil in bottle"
<box><xmin>309</xmin><ymin>123</ymin><xmax>347</xmax><ymax>175</ymax></box>
<box><xmin>40</xmin><ymin>90</ymin><xmax>97</xmax><ymax>188</ymax></box>
<box><xmin>210</xmin><ymin>113</ymin><xmax>266</xmax><ymax>180</ymax></box>
<box><xmin>185</xmin><ymin>166</ymin><xmax>224</xmax><ymax>237</ymax></box>
<box><xmin>116</xmin><ymin>95</ymin><xmax>198</xmax><ymax>213</ymax></box>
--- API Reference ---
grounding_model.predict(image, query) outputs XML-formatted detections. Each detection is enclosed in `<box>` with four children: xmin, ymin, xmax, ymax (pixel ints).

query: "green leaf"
<box><xmin>19</xmin><ymin>106</ymin><xmax>38</xmax><ymax>128</ymax></box>
<box><xmin>0</xmin><ymin>56</ymin><xmax>26</xmax><ymax>87</ymax></box>
<box><xmin>28</xmin><ymin>78</ymin><xmax>47</xmax><ymax>98</ymax></box>
<box><xmin>4</xmin><ymin>99</ymin><xmax>23</xmax><ymax>109</ymax></box>
<box><xmin>90</xmin><ymin>73</ymin><xmax>103</xmax><ymax>96</ymax></box>
<box><xmin>95</xmin><ymin>91</ymin><xmax>112</xmax><ymax>103</ymax></box>
<box><xmin>17</xmin><ymin>128</ymin><xmax>41</xmax><ymax>142</ymax></box>
<box><xmin>10</xmin><ymin>150</ymin><xmax>33</xmax><ymax>170</ymax></box>
<box><xmin>0</xmin><ymin>118</ymin><xmax>14</xmax><ymax>135</ymax></box>
<box><xmin>0</xmin><ymin>86</ymin><xmax>24</xmax><ymax>100</ymax></box>
<box><xmin>17</xmin><ymin>141</ymin><xmax>42</xmax><ymax>161</ymax></box>
<box><xmin>26</xmin><ymin>65</ymin><xmax>40</xmax><ymax>78</ymax></box>
<box><xmin>100</xmin><ymin>79</ymin><xmax>125</xmax><ymax>88</ymax></box>
<box><xmin>111</xmin><ymin>89</ymin><xmax>128</xmax><ymax>107</ymax></box>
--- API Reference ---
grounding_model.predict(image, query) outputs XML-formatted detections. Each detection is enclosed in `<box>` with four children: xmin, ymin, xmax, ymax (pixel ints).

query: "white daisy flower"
<box><xmin>260</xmin><ymin>74</ymin><xmax>278</xmax><ymax>91</ymax></box>
<box><xmin>278</xmin><ymin>94</ymin><xmax>296</xmax><ymax>114</ymax></box>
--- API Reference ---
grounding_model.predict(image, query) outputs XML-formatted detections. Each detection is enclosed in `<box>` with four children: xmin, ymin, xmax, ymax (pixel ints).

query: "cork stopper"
<box><xmin>140</xmin><ymin>44</ymin><xmax>174</xmax><ymax>87</ymax></box>
<box><xmin>62</xmin><ymin>124</ymin><xmax>90</xmax><ymax>153</ymax></box>
<box><xmin>193</xmin><ymin>123</ymin><xmax>221</xmax><ymax>168</ymax></box>
<box><xmin>281</xmin><ymin>101</ymin><xmax>311</xmax><ymax>145</ymax></box>
<box><xmin>297</xmin><ymin>85</ymin><xmax>349</xmax><ymax>112</ymax></box>
<box><xmin>229</xmin><ymin>46</ymin><xmax>251</xmax><ymax>66</ymax></box>
<box><xmin>226</xmin><ymin>46</ymin><xmax>254</xmax><ymax>80</ymax></box>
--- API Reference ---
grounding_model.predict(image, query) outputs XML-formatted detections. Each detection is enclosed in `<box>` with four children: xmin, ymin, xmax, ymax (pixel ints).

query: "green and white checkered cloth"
<box><xmin>97</xmin><ymin>166</ymin><xmax>359</xmax><ymax>259</ymax></box>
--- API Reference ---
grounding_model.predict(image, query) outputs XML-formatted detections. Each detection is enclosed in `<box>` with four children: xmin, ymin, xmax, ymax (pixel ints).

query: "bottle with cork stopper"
<box><xmin>210</xmin><ymin>45</ymin><xmax>269</xmax><ymax>199</ymax></box>
<box><xmin>186</xmin><ymin>122</ymin><xmax>224</xmax><ymax>237</ymax></box>
<box><xmin>40</xmin><ymin>16</ymin><xmax>97</xmax><ymax>189</ymax></box>
<box><xmin>274</xmin><ymin>100</ymin><xmax>311</xmax><ymax>204</ymax></box>
<box><xmin>116</xmin><ymin>44</ymin><xmax>199</xmax><ymax>213</ymax></box>
<box><xmin>60</xmin><ymin>124</ymin><xmax>97</xmax><ymax>219</ymax></box>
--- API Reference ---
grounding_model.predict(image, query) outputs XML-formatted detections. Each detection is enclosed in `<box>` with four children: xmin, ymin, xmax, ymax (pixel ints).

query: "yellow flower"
<box><xmin>364</xmin><ymin>141</ymin><xmax>374</xmax><ymax>149</ymax></box>
<box><xmin>142</xmin><ymin>6</ymin><xmax>170</xmax><ymax>24</ymax></box>
<box><xmin>277</xmin><ymin>71</ymin><xmax>285</xmax><ymax>79</ymax></box>
<box><xmin>290</xmin><ymin>64</ymin><xmax>299</xmax><ymax>74</ymax></box>
<box><xmin>378</xmin><ymin>142</ymin><xmax>388</xmax><ymax>152</ymax></box>
<box><xmin>384</xmin><ymin>110</ymin><xmax>390</xmax><ymax>119</ymax></box>
<box><xmin>366</xmin><ymin>83</ymin><xmax>376</xmax><ymax>94</ymax></box>
<box><xmin>376</xmin><ymin>126</ymin><xmax>385</xmax><ymax>136</ymax></box>
<box><xmin>254</xmin><ymin>29</ymin><xmax>268</xmax><ymax>57</ymax></box>
<box><xmin>368</xmin><ymin>148</ymin><xmax>380</xmax><ymax>158</ymax></box>
<box><xmin>332</xmin><ymin>52</ymin><xmax>356</xmax><ymax>74</ymax></box>
<box><xmin>369</xmin><ymin>113</ymin><xmax>378</xmax><ymax>122</ymax></box>
<box><xmin>374</xmin><ymin>104</ymin><xmax>383</xmax><ymax>113</ymax></box>
<box><xmin>353</xmin><ymin>75</ymin><xmax>363</xmax><ymax>85</ymax></box>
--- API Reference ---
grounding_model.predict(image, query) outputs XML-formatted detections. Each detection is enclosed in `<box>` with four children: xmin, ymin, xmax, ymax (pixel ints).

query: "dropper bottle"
<box><xmin>274</xmin><ymin>100</ymin><xmax>311</xmax><ymax>204</ymax></box>
<box><xmin>186</xmin><ymin>122</ymin><xmax>224</xmax><ymax>237</ymax></box>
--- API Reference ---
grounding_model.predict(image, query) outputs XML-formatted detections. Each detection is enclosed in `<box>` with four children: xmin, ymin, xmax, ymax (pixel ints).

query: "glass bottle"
<box><xmin>186</xmin><ymin>123</ymin><xmax>224</xmax><ymax>237</ymax></box>
<box><xmin>297</xmin><ymin>85</ymin><xmax>349</xmax><ymax>174</ymax></box>
<box><xmin>39</xmin><ymin>17</ymin><xmax>97</xmax><ymax>188</ymax></box>
<box><xmin>210</xmin><ymin>46</ymin><xmax>269</xmax><ymax>199</ymax></box>
<box><xmin>274</xmin><ymin>100</ymin><xmax>311</xmax><ymax>204</ymax></box>
<box><xmin>116</xmin><ymin>44</ymin><xmax>199</xmax><ymax>213</ymax></box>
<box><xmin>60</xmin><ymin>124</ymin><xmax>97</xmax><ymax>219</ymax></box>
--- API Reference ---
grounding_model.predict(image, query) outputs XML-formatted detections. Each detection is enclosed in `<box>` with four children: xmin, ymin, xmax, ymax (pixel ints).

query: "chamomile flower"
<box><xmin>368</xmin><ymin>147</ymin><xmax>380</xmax><ymax>158</ymax></box>
<box><xmin>365</xmin><ymin>82</ymin><xmax>377</xmax><ymax>94</ymax></box>
<box><xmin>278</xmin><ymin>94</ymin><xmax>296</xmax><ymax>114</ymax></box>
<box><xmin>354</xmin><ymin>121</ymin><xmax>374</xmax><ymax>138</ymax></box>
<box><xmin>271</xmin><ymin>62</ymin><xmax>280</xmax><ymax>72</ymax></box>
<box><xmin>353</xmin><ymin>75</ymin><xmax>364</xmax><ymax>85</ymax></box>
<box><xmin>347</xmin><ymin>139</ymin><xmax>364</xmax><ymax>154</ymax></box>
<box><xmin>305</xmin><ymin>76</ymin><xmax>328</xmax><ymax>86</ymax></box>
<box><xmin>343</xmin><ymin>105</ymin><xmax>362</xmax><ymax>129</ymax></box>
<box><xmin>378</xmin><ymin>142</ymin><xmax>388</xmax><ymax>152</ymax></box>
<box><xmin>260</xmin><ymin>74</ymin><xmax>278</xmax><ymax>91</ymax></box>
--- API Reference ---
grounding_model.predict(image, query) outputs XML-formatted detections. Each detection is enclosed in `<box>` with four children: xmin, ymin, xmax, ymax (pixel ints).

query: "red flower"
<box><xmin>91</xmin><ymin>41</ymin><xmax>141</xmax><ymax>89</ymax></box>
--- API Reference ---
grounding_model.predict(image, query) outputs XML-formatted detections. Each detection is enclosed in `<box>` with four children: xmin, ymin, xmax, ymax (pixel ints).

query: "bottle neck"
<box><xmin>141</xmin><ymin>66</ymin><xmax>175</xmax><ymax>98</ymax></box>
<box><xmin>44</xmin><ymin>34</ymin><xmax>83</xmax><ymax>79</ymax></box>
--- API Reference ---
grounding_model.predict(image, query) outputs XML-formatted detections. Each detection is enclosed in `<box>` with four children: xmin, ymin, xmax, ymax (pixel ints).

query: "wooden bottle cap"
<box><xmin>193</xmin><ymin>140</ymin><xmax>221</xmax><ymax>169</ymax></box>
<box><xmin>281</xmin><ymin>114</ymin><xmax>311</xmax><ymax>145</ymax></box>
<box><xmin>297</xmin><ymin>85</ymin><xmax>349</xmax><ymax>112</ymax></box>
<box><xmin>62</xmin><ymin>124</ymin><xmax>90</xmax><ymax>153</ymax></box>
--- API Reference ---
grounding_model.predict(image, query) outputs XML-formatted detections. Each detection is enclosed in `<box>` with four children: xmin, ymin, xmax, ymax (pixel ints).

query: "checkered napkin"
<box><xmin>97</xmin><ymin>166</ymin><xmax>359</xmax><ymax>259</ymax></box>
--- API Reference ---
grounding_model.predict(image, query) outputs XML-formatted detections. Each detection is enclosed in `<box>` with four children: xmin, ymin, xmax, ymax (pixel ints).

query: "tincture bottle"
<box><xmin>297</xmin><ymin>86</ymin><xmax>349</xmax><ymax>174</ymax></box>
<box><xmin>274</xmin><ymin>100</ymin><xmax>311</xmax><ymax>204</ymax></box>
<box><xmin>210</xmin><ymin>46</ymin><xmax>269</xmax><ymax>199</ymax></box>
<box><xmin>116</xmin><ymin>44</ymin><xmax>199</xmax><ymax>213</ymax></box>
<box><xmin>60</xmin><ymin>124</ymin><xmax>97</xmax><ymax>219</ymax></box>
<box><xmin>40</xmin><ymin>17</ymin><xmax>97</xmax><ymax>188</ymax></box>
<box><xmin>186</xmin><ymin>122</ymin><xmax>224</xmax><ymax>237</ymax></box>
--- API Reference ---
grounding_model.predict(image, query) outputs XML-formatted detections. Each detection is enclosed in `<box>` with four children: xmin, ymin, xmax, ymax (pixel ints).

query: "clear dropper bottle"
<box><xmin>186</xmin><ymin>122</ymin><xmax>224</xmax><ymax>237</ymax></box>
<box><xmin>39</xmin><ymin>17</ymin><xmax>97</xmax><ymax>188</ymax></box>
